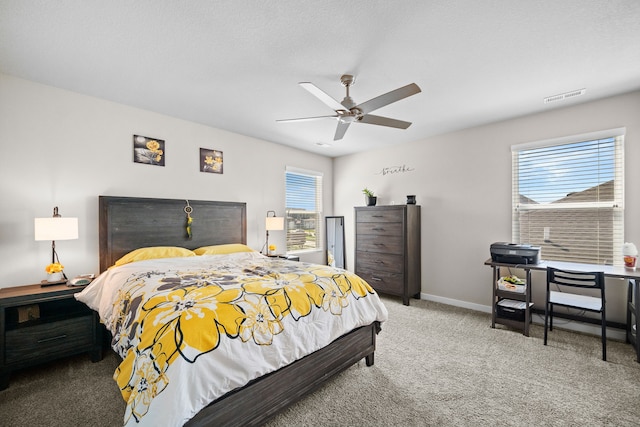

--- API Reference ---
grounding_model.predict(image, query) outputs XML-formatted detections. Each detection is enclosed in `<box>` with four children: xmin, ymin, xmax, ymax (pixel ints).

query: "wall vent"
<box><xmin>544</xmin><ymin>88</ymin><xmax>586</xmax><ymax>104</ymax></box>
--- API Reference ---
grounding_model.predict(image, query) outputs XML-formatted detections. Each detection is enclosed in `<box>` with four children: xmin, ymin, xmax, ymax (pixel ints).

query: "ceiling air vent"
<box><xmin>544</xmin><ymin>88</ymin><xmax>586</xmax><ymax>104</ymax></box>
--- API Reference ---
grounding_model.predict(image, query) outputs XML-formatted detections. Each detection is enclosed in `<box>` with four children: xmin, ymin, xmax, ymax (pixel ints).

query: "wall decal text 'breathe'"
<box><xmin>376</xmin><ymin>164</ymin><xmax>415</xmax><ymax>176</ymax></box>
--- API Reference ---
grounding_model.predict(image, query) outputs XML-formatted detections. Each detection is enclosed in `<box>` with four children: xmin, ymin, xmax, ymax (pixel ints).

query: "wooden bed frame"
<box><xmin>98</xmin><ymin>196</ymin><xmax>380</xmax><ymax>426</ymax></box>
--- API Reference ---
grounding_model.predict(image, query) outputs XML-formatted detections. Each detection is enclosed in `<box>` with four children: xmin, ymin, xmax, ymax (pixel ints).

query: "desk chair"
<box><xmin>544</xmin><ymin>267</ymin><xmax>606</xmax><ymax>361</ymax></box>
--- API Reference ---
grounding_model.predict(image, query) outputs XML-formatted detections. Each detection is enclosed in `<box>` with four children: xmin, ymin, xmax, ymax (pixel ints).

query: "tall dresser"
<box><xmin>355</xmin><ymin>205</ymin><xmax>421</xmax><ymax>305</ymax></box>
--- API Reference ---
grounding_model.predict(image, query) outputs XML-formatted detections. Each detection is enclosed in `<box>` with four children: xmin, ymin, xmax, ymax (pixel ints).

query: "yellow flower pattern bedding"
<box><xmin>76</xmin><ymin>251</ymin><xmax>388</xmax><ymax>426</ymax></box>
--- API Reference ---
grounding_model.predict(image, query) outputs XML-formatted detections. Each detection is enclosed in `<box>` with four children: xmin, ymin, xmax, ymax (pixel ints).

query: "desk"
<box><xmin>485</xmin><ymin>258</ymin><xmax>640</xmax><ymax>362</ymax></box>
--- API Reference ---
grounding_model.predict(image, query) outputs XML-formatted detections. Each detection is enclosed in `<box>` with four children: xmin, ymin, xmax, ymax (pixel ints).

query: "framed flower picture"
<box><xmin>200</xmin><ymin>148</ymin><xmax>223</xmax><ymax>174</ymax></box>
<box><xmin>133</xmin><ymin>135</ymin><xmax>165</xmax><ymax>166</ymax></box>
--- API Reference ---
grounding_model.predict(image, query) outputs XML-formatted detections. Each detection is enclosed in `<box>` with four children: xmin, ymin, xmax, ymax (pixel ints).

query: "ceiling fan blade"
<box><xmin>359</xmin><ymin>114</ymin><xmax>412</xmax><ymax>129</ymax></box>
<box><xmin>277</xmin><ymin>115</ymin><xmax>338</xmax><ymax>123</ymax></box>
<box><xmin>334</xmin><ymin>121</ymin><xmax>351</xmax><ymax>140</ymax></box>
<box><xmin>356</xmin><ymin>83</ymin><xmax>421</xmax><ymax>115</ymax></box>
<box><xmin>299</xmin><ymin>82</ymin><xmax>346</xmax><ymax>111</ymax></box>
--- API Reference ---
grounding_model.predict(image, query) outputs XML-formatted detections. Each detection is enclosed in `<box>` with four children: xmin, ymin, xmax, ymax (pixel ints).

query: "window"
<box><xmin>285</xmin><ymin>167</ymin><xmax>323</xmax><ymax>252</ymax></box>
<box><xmin>512</xmin><ymin>128</ymin><xmax>624</xmax><ymax>265</ymax></box>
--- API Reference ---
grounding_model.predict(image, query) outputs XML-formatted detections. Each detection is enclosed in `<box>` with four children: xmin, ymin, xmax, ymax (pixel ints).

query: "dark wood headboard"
<box><xmin>99</xmin><ymin>196</ymin><xmax>247</xmax><ymax>272</ymax></box>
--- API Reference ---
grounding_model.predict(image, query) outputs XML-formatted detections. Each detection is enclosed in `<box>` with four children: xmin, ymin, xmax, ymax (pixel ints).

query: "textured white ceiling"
<box><xmin>1</xmin><ymin>0</ymin><xmax>639</xmax><ymax>157</ymax></box>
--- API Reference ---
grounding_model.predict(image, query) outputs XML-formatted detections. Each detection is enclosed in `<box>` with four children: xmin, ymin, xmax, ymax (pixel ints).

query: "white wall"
<box><xmin>0</xmin><ymin>74</ymin><xmax>333</xmax><ymax>287</ymax></box>
<box><xmin>3</xmin><ymin>72</ymin><xmax>639</xmax><ymax>324</ymax></box>
<box><xmin>335</xmin><ymin>90</ymin><xmax>640</xmax><ymax>323</ymax></box>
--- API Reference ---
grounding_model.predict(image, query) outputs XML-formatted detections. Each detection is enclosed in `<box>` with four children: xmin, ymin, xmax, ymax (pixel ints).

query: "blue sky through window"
<box><xmin>518</xmin><ymin>137</ymin><xmax>615</xmax><ymax>204</ymax></box>
<box><xmin>286</xmin><ymin>173</ymin><xmax>317</xmax><ymax>211</ymax></box>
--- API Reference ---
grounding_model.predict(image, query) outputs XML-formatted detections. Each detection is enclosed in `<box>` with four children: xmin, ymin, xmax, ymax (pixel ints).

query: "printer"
<box><xmin>490</xmin><ymin>242</ymin><xmax>541</xmax><ymax>265</ymax></box>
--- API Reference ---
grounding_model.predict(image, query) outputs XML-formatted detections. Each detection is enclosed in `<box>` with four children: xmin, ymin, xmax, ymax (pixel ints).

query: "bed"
<box><xmin>77</xmin><ymin>196</ymin><xmax>388</xmax><ymax>426</ymax></box>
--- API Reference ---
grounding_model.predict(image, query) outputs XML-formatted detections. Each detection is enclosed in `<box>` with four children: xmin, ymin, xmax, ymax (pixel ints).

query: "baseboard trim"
<box><xmin>421</xmin><ymin>292</ymin><xmax>492</xmax><ymax>314</ymax></box>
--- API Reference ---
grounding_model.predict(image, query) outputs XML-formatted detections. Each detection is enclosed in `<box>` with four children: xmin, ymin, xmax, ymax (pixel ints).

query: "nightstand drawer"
<box><xmin>5</xmin><ymin>315</ymin><xmax>94</xmax><ymax>364</ymax></box>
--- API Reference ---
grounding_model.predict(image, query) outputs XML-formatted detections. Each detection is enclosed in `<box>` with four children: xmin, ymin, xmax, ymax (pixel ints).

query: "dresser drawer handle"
<box><xmin>371</xmin><ymin>215</ymin><xmax>384</xmax><ymax>218</ymax></box>
<box><xmin>370</xmin><ymin>277</ymin><xmax>382</xmax><ymax>281</ymax></box>
<box><xmin>37</xmin><ymin>334</ymin><xmax>67</xmax><ymax>343</ymax></box>
<box><xmin>371</xmin><ymin>227</ymin><xmax>385</xmax><ymax>231</ymax></box>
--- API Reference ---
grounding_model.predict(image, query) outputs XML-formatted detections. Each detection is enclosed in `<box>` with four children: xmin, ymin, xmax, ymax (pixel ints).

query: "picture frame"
<box><xmin>133</xmin><ymin>135</ymin><xmax>165</xmax><ymax>166</ymax></box>
<box><xmin>200</xmin><ymin>148</ymin><xmax>223</xmax><ymax>174</ymax></box>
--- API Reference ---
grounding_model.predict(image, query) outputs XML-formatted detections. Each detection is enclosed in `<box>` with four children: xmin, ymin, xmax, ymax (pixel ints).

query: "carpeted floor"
<box><xmin>1</xmin><ymin>296</ymin><xmax>639</xmax><ymax>426</ymax></box>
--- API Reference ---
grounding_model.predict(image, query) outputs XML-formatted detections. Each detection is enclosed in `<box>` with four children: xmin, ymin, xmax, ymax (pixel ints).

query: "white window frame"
<box><xmin>285</xmin><ymin>166</ymin><xmax>323</xmax><ymax>253</ymax></box>
<box><xmin>511</xmin><ymin>128</ymin><xmax>625</xmax><ymax>265</ymax></box>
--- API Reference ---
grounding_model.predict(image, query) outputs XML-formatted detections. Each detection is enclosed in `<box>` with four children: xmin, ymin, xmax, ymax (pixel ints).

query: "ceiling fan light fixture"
<box><xmin>278</xmin><ymin>75</ymin><xmax>421</xmax><ymax>140</ymax></box>
<box><xmin>338</xmin><ymin>115</ymin><xmax>357</xmax><ymax>124</ymax></box>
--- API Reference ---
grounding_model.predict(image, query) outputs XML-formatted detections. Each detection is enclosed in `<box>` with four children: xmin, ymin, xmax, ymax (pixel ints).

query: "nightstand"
<box><xmin>268</xmin><ymin>254</ymin><xmax>300</xmax><ymax>261</ymax></box>
<box><xmin>0</xmin><ymin>282</ymin><xmax>103</xmax><ymax>390</ymax></box>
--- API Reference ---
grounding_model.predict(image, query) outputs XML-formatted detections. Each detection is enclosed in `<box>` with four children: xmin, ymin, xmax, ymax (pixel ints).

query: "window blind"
<box><xmin>285</xmin><ymin>167</ymin><xmax>323</xmax><ymax>252</ymax></box>
<box><xmin>511</xmin><ymin>128</ymin><xmax>624</xmax><ymax>265</ymax></box>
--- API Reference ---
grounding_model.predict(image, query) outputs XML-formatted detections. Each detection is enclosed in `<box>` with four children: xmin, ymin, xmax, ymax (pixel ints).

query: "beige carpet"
<box><xmin>1</xmin><ymin>296</ymin><xmax>639</xmax><ymax>426</ymax></box>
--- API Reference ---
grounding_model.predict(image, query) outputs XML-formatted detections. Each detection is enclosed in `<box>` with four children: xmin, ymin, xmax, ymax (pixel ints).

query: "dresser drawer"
<box><xmin>356</xmin><ymin>221</ymin><xmax>403</xmax><ymax>237</ymax></box>
<box><xmin>356</xmin><ymin>235</ymin><xmax>403</xmax><ymax>254</ymax></box>
<box><xmin>5</xmin><ymin>315</ymin><xmax>94</xmax><ymax>364</ymax></box>
<box><xmin>356</xmin><ymin>209</ymin><xmax>403</xmax><ymax>223</ymax></box>
<box><xmin>356</xmin><ymin>270</ymin><xmax>404</xmax><ymax>295</ymax></box>
<box><xmin>356</xmin><ymin>251</ymin><xmax>404</xmax><ymax>274</ymax></box>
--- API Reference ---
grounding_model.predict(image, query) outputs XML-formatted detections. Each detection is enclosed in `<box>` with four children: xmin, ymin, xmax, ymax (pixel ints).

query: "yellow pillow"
<box><xmin>114</xmin><ymin>246</ymin><xmax>196</xmax><ymax>266</ymax></box>
<box><xmin>193</xmin><ymin>243</ymin><xmax>254</xmax><ymax>256</ymax></box>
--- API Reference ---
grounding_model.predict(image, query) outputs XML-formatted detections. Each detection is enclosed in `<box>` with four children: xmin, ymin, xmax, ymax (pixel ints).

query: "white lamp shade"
<box><xmin>265</xmin><ymin>216</ymin><xmax>284</xmax><ymax>231</ymax></box>
<box><xmin>34</xmin><ymin>217</ymin><xmax>79</xmax><ymax>241</ymax></box>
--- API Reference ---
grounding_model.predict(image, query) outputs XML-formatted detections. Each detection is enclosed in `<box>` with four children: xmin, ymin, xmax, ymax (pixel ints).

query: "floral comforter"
<box><xmin>75</xmin><ymin>251</ymin><xmax>388</xmax><ymax>426</ymax></box>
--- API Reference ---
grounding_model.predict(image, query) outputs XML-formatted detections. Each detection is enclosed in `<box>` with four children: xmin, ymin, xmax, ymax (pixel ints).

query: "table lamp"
<box><xmin>264</xmin><ymin>210</ymin><xmax>284</xmax><ymax>255</ymax></box>
<box><xmin>35</xmin><ymin>206</ymin><xmax>79</xmax><ymax>282</ymax></box>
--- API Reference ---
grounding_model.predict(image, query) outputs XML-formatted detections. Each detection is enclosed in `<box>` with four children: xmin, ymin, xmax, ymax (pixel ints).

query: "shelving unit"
<box><xmin>488</xmin><ymin>262</ymin><xmax>533</xmax><ymax>336</ymax></box>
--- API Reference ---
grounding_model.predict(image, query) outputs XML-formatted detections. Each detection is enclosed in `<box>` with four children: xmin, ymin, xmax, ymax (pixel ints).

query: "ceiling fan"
<box><xmin>277</xmin><ymin>74</ymin><xmax>421</xmax><ymax>141</ymax></box>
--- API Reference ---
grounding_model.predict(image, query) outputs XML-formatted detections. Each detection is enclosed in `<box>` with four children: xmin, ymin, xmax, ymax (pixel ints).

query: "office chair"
<box><xmin>544</xmin><ymin>267</ymin><xmax>607</xmax><ymax>361</ymax></box>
